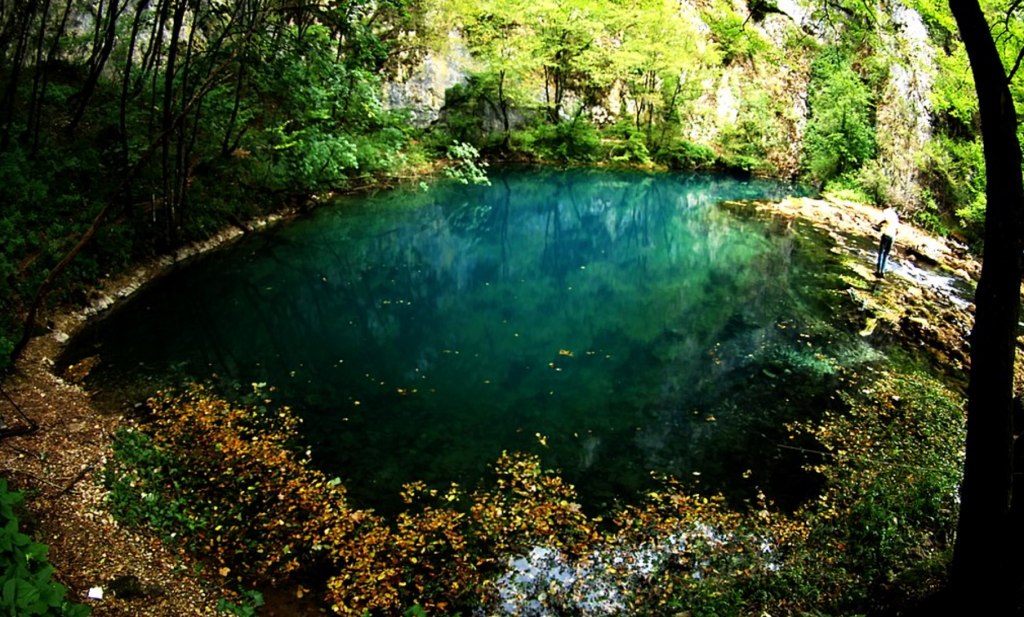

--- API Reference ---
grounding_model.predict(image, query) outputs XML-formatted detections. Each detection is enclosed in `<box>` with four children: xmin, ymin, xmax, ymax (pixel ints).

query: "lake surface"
<box><xmin>64</xmin><ymin>168</ymin><xmax>898</xmax><ymax>513</ymax></box>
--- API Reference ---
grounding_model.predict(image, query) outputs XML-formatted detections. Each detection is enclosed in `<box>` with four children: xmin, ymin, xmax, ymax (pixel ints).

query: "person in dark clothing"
<box><xmin>875</xmin><ymin>207</ymin><xmax>899</xmax><ymax>277</ymax></box>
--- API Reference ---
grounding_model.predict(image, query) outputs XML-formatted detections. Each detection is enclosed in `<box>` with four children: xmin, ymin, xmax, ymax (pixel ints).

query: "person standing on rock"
<box><xmin>875</xmin><ymin>206</ymin><xmax>899</xmax><ymax>277</ymax></box>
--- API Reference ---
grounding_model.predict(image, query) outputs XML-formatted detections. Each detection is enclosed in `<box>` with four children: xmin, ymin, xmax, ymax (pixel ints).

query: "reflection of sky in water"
<box><xmin>65</xmin><ymin>169</ymin><xmax>883</xmax><ymax>513</ymax></box>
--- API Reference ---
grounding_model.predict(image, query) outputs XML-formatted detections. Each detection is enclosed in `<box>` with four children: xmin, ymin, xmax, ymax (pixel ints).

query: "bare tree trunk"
<box><xmin>30</xmin><ymin>0</ymin><xmax>72</xmax><ymax>154</ymax></box>
<box><xmin>161</xmin><ymin>0</ymin><xmax>187</xmax><ymax>246</ymax></box>
<box><xmin>68</xmin><ymin>0</ymin><xmax>127</xmax><ymax>134</ymax></box>
<box><xmin>949</xmin><ymin>0</ymin><xmax>1024</xmax><ymax>612</ymax></box>
<box><xmin>119</xmin><ymin>0</ymin><xmax>152</xmax><ymax>216</ymax></box>
<box><xmin>497</xmin><ymin>68</ymin><xmax>510</xmax><ymax>148</ymax></box>
<box><xmin>221</xmin><ymin>61</ymin><xmax>247</xmax><ymax>156</ymax></box>
<box><xmin>0</xmin><ymin>1</ymin><xmax>38</xmax><ymax>150</ymax></box>
<box><xmin>11</xmin><ymin>60</ymin><xmax>235</xmax><ymax>364</ymax></box>
<box><xmin>25</xmin><ymin>0</ymin><xmax>52</xmax><ymax>149</ymax></box>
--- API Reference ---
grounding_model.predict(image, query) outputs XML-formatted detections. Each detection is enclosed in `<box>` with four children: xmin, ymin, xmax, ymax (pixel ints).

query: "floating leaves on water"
<box><xmin>535</xmin><ymin>433</ymin><xmax>548</xmax><ymax>447</ymax></box>
<box><xmin>558</xmin><ymin>349</ymin><xmax>574</xmax><ymax>357</ymax></box>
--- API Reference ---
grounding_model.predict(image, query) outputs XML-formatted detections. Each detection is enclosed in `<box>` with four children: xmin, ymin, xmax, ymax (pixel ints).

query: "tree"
<box><xmin>529</xmin><ymin>0</ymin><xmax>604</xmax><ymax>124</ymax></box>
<box><xmin>606</xmin><ymin>0</ymin><xmax>707</xmax><ymax>151</ymax></box>
<box><xmin>947</xmin><ymin>0</ymin><xmax>1024</xmax><ymax>612</ymax></box>
<box><xmin>802</xmin><ymin>47</ymin><xmax>876</xmax><ymax>183</ymax></box>
<box><xmin>457</xmin><ymin>0</ymin><xmax>538</xmax><ymax>147</ymax></box>
<box><xmin>3</xmin><ymin>0</ymin><xmax>430</xmax><ymax>367</ymax></box>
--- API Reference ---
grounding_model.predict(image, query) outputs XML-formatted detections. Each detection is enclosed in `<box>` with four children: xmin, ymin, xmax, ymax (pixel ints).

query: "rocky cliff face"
<box><xmin>875</xmin><ymin>4</ymin><xmax>935</xmax><ymax>211</ymax></box>
<box><xmin>384</xmin><ymin>34</ymin><xmax>475</xmax><ymax>128</ymax></box>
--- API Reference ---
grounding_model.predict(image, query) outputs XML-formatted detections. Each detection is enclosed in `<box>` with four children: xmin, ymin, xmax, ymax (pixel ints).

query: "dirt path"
<box><xmin>0</xmin><ymin>335</ymin><xmax>222</xmax><ymax>616</ymax></box>
<box><xmin>0</xmin><ymin>194</ymin><xmax>988</xmax><ymax>616</ymax></box>
<box><xmin>0</xmin><ymin>213</ymin><xmax>311</xmax><ymax>616</ymax></box>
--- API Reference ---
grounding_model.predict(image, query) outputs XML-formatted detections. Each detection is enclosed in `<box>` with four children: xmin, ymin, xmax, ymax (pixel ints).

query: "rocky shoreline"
<box><xmin>0</xmin><ymin>194</ymin><xmax>989</xmax><ymax>616</ymax></box>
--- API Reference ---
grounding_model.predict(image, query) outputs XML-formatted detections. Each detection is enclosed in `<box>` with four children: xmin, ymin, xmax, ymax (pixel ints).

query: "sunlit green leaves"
<box><xmin>802</xmin><ymin>48</ymin><xmax>877</xmax><ymax>183</ymax></box>
<box><xmin>0</xmin><ymin>480</ymin><xmax>90</xmax><ymax>616</ymax></box>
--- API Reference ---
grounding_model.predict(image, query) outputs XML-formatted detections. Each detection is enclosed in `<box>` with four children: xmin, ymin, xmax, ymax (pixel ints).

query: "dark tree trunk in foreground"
<box><xmin>950</xmin><ymin>0</ymin><xmax>1024</xmax><ymax>612</ymax></box>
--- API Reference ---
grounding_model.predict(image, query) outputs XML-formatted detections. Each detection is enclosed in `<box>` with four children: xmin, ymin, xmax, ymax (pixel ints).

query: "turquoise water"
<box><xmin>65</xmin><ymin>168</ymin><xmax>880</xmax><ymax>513</ymax></box>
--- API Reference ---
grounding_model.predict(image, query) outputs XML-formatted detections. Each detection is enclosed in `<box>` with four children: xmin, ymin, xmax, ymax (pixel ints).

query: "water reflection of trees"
<box><xmin>66</xmin><ymin>169</ymin><xmax>829</xmax><ymax>510</ymax></box>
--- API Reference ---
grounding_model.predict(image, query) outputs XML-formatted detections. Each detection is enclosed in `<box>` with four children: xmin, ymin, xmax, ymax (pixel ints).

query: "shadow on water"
<box><xmin>61</xmin><ymin>168</ymin><xmax>933</xmax><ymax>515</ymax></box>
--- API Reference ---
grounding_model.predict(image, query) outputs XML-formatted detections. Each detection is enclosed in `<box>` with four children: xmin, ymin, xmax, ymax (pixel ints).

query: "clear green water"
<box><xmin>64</xmin><ymin>168</ymin><xmax>884</xmax><ymax>513</ymax></box>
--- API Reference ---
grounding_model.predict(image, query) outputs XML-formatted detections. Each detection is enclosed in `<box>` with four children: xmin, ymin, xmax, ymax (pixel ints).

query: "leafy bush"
<box><xmin>919</xmin><ymin>134</ymin><xmax>985</xmax><ymax>243</ymax></box>
<box><xmin>702</xmin><ymin>1</ymin><xmax>769</xmax><ymax>65</ymax></box>
<box><xmin>104</xmin><ymin>385</ymin><xmax>372</xmax><ymax>585</ymax></box>
<box><xmin>911</xmin><ymin>189</ymin><xmax>950</xmax><ymax>235</ymax></box>
<box><xmin>0</xmin><ymin>479</ymin><xmax>90</xmax><ymax>616</ymax></box>
<box><xmin>655</xmin><ymin>140</ymin><xmax>719</xmax><ymax>170</ymax></box>
<box><xmin>600</xmin><ymin>121</ymin><xmax>654</xmax><ymax>165</ymax></box>
<box><xmin>433</xmin><ymin>79</ymin><xmax>491</xmax><ymax>149</ymax></box>
<box><xmin>855</xmin><ymin>159</ymin><xmax>893</xmax><ymax>205</ymax></box>
<box><xmin>802</xmin><ymin>48</ymin><xmax>876</xmax><ymax>183</ymax></box>
<box><xmin>216</xmin><ymin>590</ymin><xmax>264</xmax><ymax>616</ymax></box>
<box><xmin>512</xmin><ymin>121</ymin><xmax>601</xmax><ymax>162</ymax></box>
<box><xmin>711</xmin><ymin>88</ymin><xmax>790</xmax><ymax>175</ymax></box>
<box><xmin>443</xmin><ymin>142</ymin><xmax>491</xmax><ymax>185</ymax></box>
<box><xmin>719</xmin><ymin>153</ymin><xmax>764</xmax><ymax>174</ymax></box>
<box><xmin>823</xmin><ymin>172</ymin><xmax>877</xmax><ymax>204</ymax></box>
<box><xmin>787</xmin><ymin>372</ymin><xmax>963</xmax><ymax>612</ymax></box>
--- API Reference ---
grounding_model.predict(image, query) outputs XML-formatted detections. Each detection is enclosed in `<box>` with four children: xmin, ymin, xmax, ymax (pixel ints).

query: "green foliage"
<box><xmin>919</xmin><ymin>134</ymin><xmax>985</xmax><ymax>242</ymax></box>
<box><xmin>802</xmin><ymin>48</ymin><xmax>876</xmax><ymax>183</ymax></box>
<box><xmin>655</xmin><ymin>140</ymin><xmax>719</xmax><ymax>171</ymax></box>
<box><xmin>0</xmin><ymin>479</ymin><xmax>90</xmax><ymax>617</ymax></box>
<box><xmin>788</xmin><ymin>372</ymin><xmax>963</xmax><ymax>612</ymax></box>
<box><xmin>912</xmin><ymin>189</ymin><xmax>949</xmax><ymax>235</ymax></box>
<box><xmin>702</xmin><ymin>1</ymin><xmax>769</xmax><ymax>65</ymax></box>
<box><xmin>245</xmin><ymin>24</ymin><xmax>411</xmax><ymax>192</ymax></box>
<box><xmin>604</xmin><ymin>122</ymin><xmax>653</xmax><ymax>165</ymax></box>
<box><xmin>823</xmin><ymin>172</ymin><xmax>878</xmax><ymax>205</ymax></box>
<box><xmin>513</xmin><ymin>121</ymin><xmax>601</xmax><ymax>162</ymax></box>
<box><xmin>0</xmin><ymin>0</ymin><xmax>423</xmax><ymax>368</ymax></box>
<box><xmin>854</xmin><ymin>159</ymin><xmax>893</xmax><ymax>205</ymax></box>
<box><xmin>443</xmin><ymin>142</ymin><xmax>491</xmax><ymax>185</ymax></box>
<box><xmin>216</xmin><ymin>590</ymin><xmax>264</xmax><ymax>617</ymax></box>
<box><xmin>435</xmin><ymin>81</ymin><xmax>489</xmax><ymax>148</ymax></box>
<box><xmin>718</xmin><ymin>153</ymin><xmax>764</xmax><ymax>174</ymax></box>
<box><xmin>717</xmin><ymin>88</ymin><xmax>787</xmax><ymax>174</ymax></box>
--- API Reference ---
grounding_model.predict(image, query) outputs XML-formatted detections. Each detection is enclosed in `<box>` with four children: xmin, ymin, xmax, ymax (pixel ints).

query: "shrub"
<box><xmin>787</xmin><ymin>371</ymin><xmax>964</xmax><ymax>612</ymax></box>
<box><xmin>918</xmin><ymin>134</ymin><xmax>985</xmax><ymax>243</ymax></box>
<box><xmin>717</xmin><ymin>89</ymin><xmax>786</xmax><ymax>174</ymax></box>
<box><xmin>802</xmin><ymin>48</ymin><xmax>876</xmax><ymax>183</ymax></box>
<box><xmin>443</xmin><ymin>142</ymin><xmax>491</xmax><ymax>185</ymax></box>
<box><xmin>655</xmin><ymin>140</ymin><xmax>719</xmax><ymax>170</ymax></box>
<box><xmin>0</xmin><ymin>479</ymin><xmax>90</xmax><ymax>616</ymax></box>
<box><xmin>703</xmin><ymin>1</ymin><xmax>769</xmax><ymax>65</ymax></box>
<box><xmin>823</xmin><ymin>172</ymin><xmax>877</xmax><ymax>204</ymax></box>
<box><xmin>104</xmin><ymin>385</ymin><xmax>374</xmax><ymax>585</ymax></box>
<box><xmin>512</xmin><ymin>121</ymin><xmax>601</xmax><ymax>163</ymax></box>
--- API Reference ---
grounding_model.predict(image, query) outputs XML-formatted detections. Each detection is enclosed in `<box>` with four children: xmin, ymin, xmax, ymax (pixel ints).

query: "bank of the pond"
<box><xmin>0</xmin><ymin>192</ymin><xmax>985</xmax><ymax>615</ymax></box>
<box><xmin>0</xmin><ymin>172</ymin><xmax>445</xmax><ymax>616</ymax></box>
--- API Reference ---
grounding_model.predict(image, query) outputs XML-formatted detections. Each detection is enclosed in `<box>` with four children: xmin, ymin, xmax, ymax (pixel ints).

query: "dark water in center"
<box><xmin>64</xmin><ymin>168</ymin><xmax>897</xmax><ymax>513</ymax></box>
